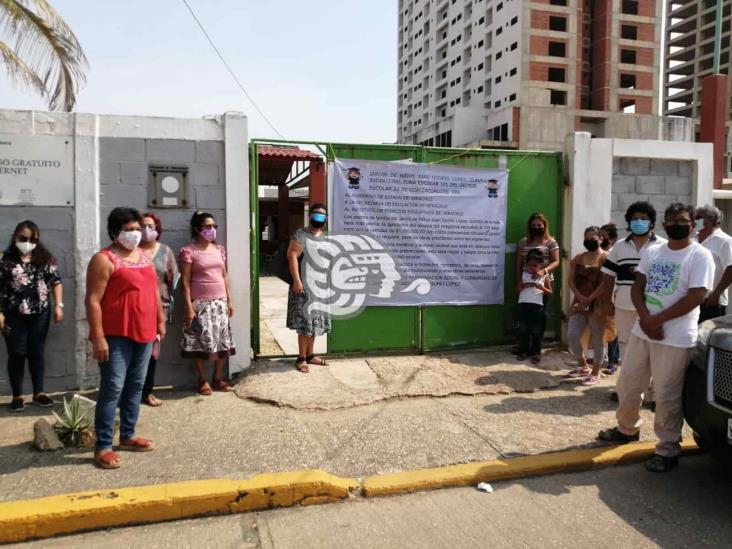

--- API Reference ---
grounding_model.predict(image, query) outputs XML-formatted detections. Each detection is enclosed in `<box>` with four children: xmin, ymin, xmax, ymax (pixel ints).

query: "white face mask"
<box><xmin>117</xmin><ymin>230</ymin><xmax>142</xmax><ymax>250</ymax></box>
<box><xmin>16</xmin><ymin>241</ymin><xmax>36</xmax><ymax>255</ymax></box>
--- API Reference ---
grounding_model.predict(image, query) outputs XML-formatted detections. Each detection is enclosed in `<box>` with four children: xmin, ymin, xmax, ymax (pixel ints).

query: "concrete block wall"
<box><xmin>610</xmin><ymin>157</ymin><xmax>694</xmax><ymax>237</ymax></box>
<box><xmin>0</xmin><ymin>207</ymin><xmax>77</xmax><ymax>393</ymax></box>
<box><xmin>98</xmin><ymin>137</ymin><xmax>227</xmax><ymax>388</ymax></box>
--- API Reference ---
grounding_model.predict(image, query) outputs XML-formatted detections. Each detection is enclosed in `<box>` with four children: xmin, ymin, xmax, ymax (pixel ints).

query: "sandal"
<box><xmin>581</xmin><ymin>375</ymin><xmax>600</xmax><ymax>386</ymax></box>
<box><xmin>295</xmin><ymin>356</ymin><xmax>309</xmax><ymax>373</ymax></box>
<box><xmin>198</xmin><ymin>380</ymin><xmax>213</xmax><ymax>396</ymax></box>
<box><xmin>142</xmin><ymin>394</ymin><xmax>163</xmax><ymax>407</ymax></box>
<box><xmin>306</xmin><ymin>354</ymin><xmax>327</xmax><ymax>366</ymax></box>
<box><xmin>566</xmin><ymin>367</ymin><xmax>591</xmax><ymax>378</ymax></box>
<box><xmin>212</xmin><ymin>379</ymin><xmax>232</xmax><ymax>392</ymax></box>
<box><xmin>119</xmin><ymin>437</ymin><xmax>155</xmax><ymax>452</ymax></box>
<box><xmin>94</xmin><ymin>450</ymin><xmax>121</xmax><ymax>469</ymax></box>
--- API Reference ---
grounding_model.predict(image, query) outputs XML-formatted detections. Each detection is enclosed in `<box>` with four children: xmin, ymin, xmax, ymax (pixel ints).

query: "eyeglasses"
<box><xmin>17</xmin><ymin>236</ymin><xmax>39</xmax><ymax>244</ymax></box>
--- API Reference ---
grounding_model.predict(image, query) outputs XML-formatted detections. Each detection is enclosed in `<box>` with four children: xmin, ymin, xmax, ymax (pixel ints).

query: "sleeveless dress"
<box><xmin>286</xmin><ymin>228</ymin><xmax>331</xmax><ymax>337</ymax></box>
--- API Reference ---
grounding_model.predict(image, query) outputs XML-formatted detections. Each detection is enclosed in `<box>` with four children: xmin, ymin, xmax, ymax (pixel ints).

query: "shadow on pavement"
<box><xmin>514</xmin><ymin>454</ymin><xmax>732</xmax><ymax>548</ymax></box>
<box><xmin>481</xmin><ymin>386</ymin><xmax>617</xmax><ymax>416</ymax></box>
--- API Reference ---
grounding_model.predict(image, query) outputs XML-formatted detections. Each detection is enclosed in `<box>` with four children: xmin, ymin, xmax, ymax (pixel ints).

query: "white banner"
<box><xmin>0</xmin><ymin>134</ymin><xmax>74</xmax><ymax>206</ymax></box>
<box><xmin>331</xmin><ymin>158</ymin><xmax>508</xmax><ymax>306</ymax></box>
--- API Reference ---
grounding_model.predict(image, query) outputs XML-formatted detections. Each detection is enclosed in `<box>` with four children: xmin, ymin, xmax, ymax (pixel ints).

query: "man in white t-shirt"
<box><xmin>598</xmin><ymin>203</ymin><xmax>715</xmax><ymax>473</ymax></box>
<box><xmin>695</xmin><ymin>204</ymin><xmax>732</xmax><ymax>322</ymax></box>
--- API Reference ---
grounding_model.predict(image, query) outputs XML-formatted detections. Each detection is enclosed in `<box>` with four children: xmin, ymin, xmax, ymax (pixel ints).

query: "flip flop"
<box><xmin>566</xmin><ymin>367</ymin><xmax>592</xmax><ymax>378</ymax></box>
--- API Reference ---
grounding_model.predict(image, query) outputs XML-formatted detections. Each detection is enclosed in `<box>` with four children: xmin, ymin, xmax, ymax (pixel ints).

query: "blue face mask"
<box><xmin>629</xmin><ymin>219</ymin><xmax>651</xmax><ymax>235</ymax></box>
<box><xmin>311</xmin><ymin>213</ymin><xmax>327</xmax><ymax>223</ymax></box>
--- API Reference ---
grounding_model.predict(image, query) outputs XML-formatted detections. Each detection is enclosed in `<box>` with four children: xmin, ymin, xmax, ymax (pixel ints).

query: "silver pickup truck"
<box><xmin>684</xmin><ymin>317</ymin><xmax>732</xmax><ymax>462</ymax></box>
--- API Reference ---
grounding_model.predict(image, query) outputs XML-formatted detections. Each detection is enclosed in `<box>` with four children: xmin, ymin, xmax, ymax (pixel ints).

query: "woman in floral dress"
<box><xmin>0</xmin><ymin>221</ymin><xmax>63</xmax><ymax>413</ymax></box>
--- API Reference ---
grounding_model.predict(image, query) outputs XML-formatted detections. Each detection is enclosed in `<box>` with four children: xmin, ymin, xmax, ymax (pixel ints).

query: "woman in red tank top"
<box><xmin>85</xmin><ymin>208</ymin><xmax>165</xmax><ymax>470</ymax></box>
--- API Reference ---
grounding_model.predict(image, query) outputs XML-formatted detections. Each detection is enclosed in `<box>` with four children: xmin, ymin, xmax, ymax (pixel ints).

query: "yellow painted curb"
<box><xmin>362</xmin><ymin>440</ymin><xmax>700</xmax><ymax>497</ymax></box>
<box><xmin>0</xmin><ymin>470</ymin><xmax>359</xmax><ymax>544</ymax></box>
<box><xmin>0</xmin><ymin>441</ymin><xmax>701</xmax><ymax>543</ymax></box>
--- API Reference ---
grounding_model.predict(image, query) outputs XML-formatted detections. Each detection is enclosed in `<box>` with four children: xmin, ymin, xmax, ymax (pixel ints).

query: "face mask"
<box><xmin>629</xmin><ymin>219</ymin><xmax>651</xmax><ymax>236</ymax></box>
<box><xmin>117</xmin><ymin>230</ymin><xmax>142</xmax><ymax>250</ymax></box>
<box><xmin>141</xmin><ymin>227</ymin><xmax>158</xmax><ymax>242</ymax></box>
<box><xmin>665</xmin><ymin>224</ymin><xmax>691</xmax><ymax>241</ymax></box>
<box><xmin>601</xmin><ymin>239</ymin><xmax>610</xmax><ymax>250</ymax></box>
<box><xmin>695</xmin><ymin>219</ymin><xmax>705</xmax><ymax>231</ymax></box>
<box><xmin>529</xmin><ymin>227</ymin><xmax>544</xmax><ymax>237</ymax></box>
<box><xmin>16</xmin><ymin>241</ymin><xmax>36</xmax><ymax>255</ymax></box>
<box><xmin>583</xmin><ymin>239</ymin><xmax>600</xmax><ymax>252</ymax></box>
<box><xmin>200</xmin><ymin>227</ymin><xmax>217</xmax><ymax>242</ymax></box>
<box><xmin>310</xmin><ymin>212</ymin><xmax>327</xmax><ymax>228</ymax></box>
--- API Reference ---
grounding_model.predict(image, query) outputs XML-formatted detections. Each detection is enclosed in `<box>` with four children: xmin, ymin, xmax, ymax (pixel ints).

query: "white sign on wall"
<box><xmin>0</xmin><ymin>134</ymin><xmax>74</xmax><ymax>206</ymax></box>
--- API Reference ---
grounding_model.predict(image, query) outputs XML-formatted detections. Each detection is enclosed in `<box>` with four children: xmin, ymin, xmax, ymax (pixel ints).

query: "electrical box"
<box><xmin>148</xmin><ymin>166</ymin><xmax>189</xmax><ymax>208</ymax></box>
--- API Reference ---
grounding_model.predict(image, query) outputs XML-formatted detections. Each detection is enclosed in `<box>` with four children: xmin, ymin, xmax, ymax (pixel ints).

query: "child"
<box><xmin>517</xmin><ymin>249</ymin><xmax>553</xmax><ymax>363</ymax></box>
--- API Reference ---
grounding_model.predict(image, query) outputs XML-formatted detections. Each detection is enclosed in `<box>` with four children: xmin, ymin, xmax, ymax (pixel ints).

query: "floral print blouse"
<box><xmin>0</xmin><ymin>258</ymin><xmax>62</xmax><ymax>315</ymax></box>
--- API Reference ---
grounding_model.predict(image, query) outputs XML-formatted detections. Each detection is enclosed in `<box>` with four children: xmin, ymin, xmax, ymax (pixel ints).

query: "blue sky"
<box><xmin>0</xmin><ymin>0</ymin><xmax>397</xmax><ymax>143</ymax></box>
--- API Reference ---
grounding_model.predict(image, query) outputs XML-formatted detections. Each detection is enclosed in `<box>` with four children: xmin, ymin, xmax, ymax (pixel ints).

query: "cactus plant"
<box><xmin>52</xmin><ymin>396</ymin><xmax>95</xmax><ymax>447</ymax></box>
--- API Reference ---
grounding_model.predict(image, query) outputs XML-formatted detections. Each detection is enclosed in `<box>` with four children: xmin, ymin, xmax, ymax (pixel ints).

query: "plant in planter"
<box><xmin>53</xmin><ymin>396</ymin><xmax>95</xmax><ymax>447</ymax></box>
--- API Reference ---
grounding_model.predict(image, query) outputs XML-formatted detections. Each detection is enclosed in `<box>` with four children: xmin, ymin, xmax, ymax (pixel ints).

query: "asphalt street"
<box><xmin>10</xmin><ymin>454</ymin><xmax>732</xmax><ymax>549</ymax></box>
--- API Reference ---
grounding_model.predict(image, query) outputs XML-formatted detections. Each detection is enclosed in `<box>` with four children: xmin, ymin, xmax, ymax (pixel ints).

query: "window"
<box><xmin>620</xmin><ymin>49</ymin><xmax>637</xmax><ymax>64</ymax></box>
<box><xmin>497</xmin><ymin>27</ymin><xmax>503</xmax><ymax>35</ymax></box>
<box><xmin>548</xmin><ymin>67</ymin><xmax>566</xmax><ymax>82</ymax></box>
<box><xmin>497</xmin><ymin>2</ymin><xmax>503</xmax><ymax>10</ymax></box>
<box><xmin>496</xmin><ymin>51</ymin><xmax>503</xmax><ymax>59</ymax></box>
<box><xmin>441</xmin><ymin>69</ymin><xmax>447</xmax><ymax>79</ymax></box>
<box><xmin>496</xmin><ymin>75</ymin><xmax>502</xmax><ymax>83</ymax></box>
<box><xmin>441</xmin><ymin>109</ymin><xmax>446</xmax><ymax>117</ymax></box>
<box><xmin>510</xmin><ymin>42</ymin><xmax>518</xmax><ymax>51</ymax></box>
<box><xmin>495</xmin><ymin>100</ymin><xmax>501</xmax><ymax>108</ymax></box>
<box><xmin>479</xmin><ymin>16</ymin><xmax>485</xmax><ymax>24</ymax></box>
<box><xmin>620</xmin><ymin>99</ymin><xmax>636</xmax><ymax>113</ymax></box>
<box><xmin>441</xmin><ymin>90</ymin><xmax>447</xmax><ymax>98</ymax></box>
<box><xmin>510</xmin><ymin>16</ymin><xmax>518</xmax><ymax>26</ymax></box>
<box><xmin>477</xmin><ymin>85</ymin><xmax>483</xmax><ymax>93</ymax></box>
<box><xmin>509</xmin><ymin>67</ymin><xmax>517</xmax><ymax>76</ymax></box>
<box><xmin>548</xmin><ymin>42</ymin><xmax>566</xmax><ymax>57</ymax></box>
<box><xmin>500</xmin><ymin>123</ymin><xmax>508</xmax><ymax>141</ymax></box>
<box><xmin>549</xmin><ymin>0</ymin><xmax>567</xmax><ymax>4</ymax></box>
<box><xmin>620</xmin><ymin>73</ymin><xmax>637</xmax><ymax>88</ymax></box>
<box><xmin>456</xmin><ymin>97</ymin><xmax>461</xmax><ymax>104</ymax></box>
<box><xmin>509</xmin><ymin>93</ymin><xmax>516</xmax><ymax>101</ymax></box>
<box><xmin>477</xmin><ymin>39</ymin><xmax>484</xmax><ymax>48</ymax></box>
<box><xmin>621</xmin><ymin>25</ymin><xmax>638</xmax><ymax>40</ymax></box>
<box><xmin>622</xmin><ymin>0</ymin><xmax>638</xmax><ymax>15</ymax></box>
<box><xmin>549</xmin><ymin>16</ymin><xmax>567</xmax><ymax>32</ymax></box>
<box><xmin>550</xmin><ymin>89</ymin><xmax>567</xmax><ymax>105</ymax></box>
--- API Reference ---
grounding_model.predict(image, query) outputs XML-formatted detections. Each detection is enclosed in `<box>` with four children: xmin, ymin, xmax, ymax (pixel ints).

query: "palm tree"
<box><xmin>0</xmin><ymin>0</ymin><xmax>87</xmax><ymax>111</ymax></box>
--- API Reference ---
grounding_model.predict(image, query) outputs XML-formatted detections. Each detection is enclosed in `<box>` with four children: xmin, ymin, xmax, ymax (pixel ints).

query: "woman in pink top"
<box><xmin>180</xmin><ymin>211</ymin><xmax>235</xmax><ymax>395</ymax></box>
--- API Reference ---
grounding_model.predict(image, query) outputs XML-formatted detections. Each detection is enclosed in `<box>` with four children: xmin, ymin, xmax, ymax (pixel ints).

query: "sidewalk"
<box><xmin>0</xmin><ymin>349</ymin><xmax>674</xmax><ymax>503</ymax></box>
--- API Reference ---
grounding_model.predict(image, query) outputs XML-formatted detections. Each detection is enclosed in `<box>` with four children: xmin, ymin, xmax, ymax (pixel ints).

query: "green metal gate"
<box><xmin>250</xmin><ymin>140</ymin><xmax>563</xmax><ymax>356</ymax></box>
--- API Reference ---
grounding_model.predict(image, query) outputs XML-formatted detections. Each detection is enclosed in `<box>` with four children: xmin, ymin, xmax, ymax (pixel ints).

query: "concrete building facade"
<box><xmin>664</xmin><ymin>0</ymin><xmax>732</xmax><ymax>178</ymax></box>
<box><xmin>0</xmin><ymin>110</ymin><xmax>250</xmax><ymax>395</ymax></box>
<box><xmin>398</xmin><ymin>0</ymin><xmax>672</xmax><ymax>151</ymax></box>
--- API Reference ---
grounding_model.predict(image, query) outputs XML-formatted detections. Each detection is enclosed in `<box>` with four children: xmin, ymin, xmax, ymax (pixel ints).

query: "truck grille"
<box><xmin>713</xmin><ymin>348</ymin><xmax>732</xmax><ymax>405</ymax></box>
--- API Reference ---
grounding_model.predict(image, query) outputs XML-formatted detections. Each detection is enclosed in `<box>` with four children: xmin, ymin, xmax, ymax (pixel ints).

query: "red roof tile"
<box><xmin>258</xmin><ymin>145</ymin><xmax>321</xmax><ymax>160</ymax></box>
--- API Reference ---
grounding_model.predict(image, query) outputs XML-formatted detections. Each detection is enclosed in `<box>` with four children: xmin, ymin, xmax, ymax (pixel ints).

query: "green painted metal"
<box><xmin>417</xmin><ymin>149</ymin><xmax>563</xmax><ymax>350</ymax></box>
<box><xmin>248</xmin><ymin>139</ymin><xmax>563</xmax><ymax>356</ymax></box>
<box><xmin>249</xmin><ymin>141</ymin><xmax>261</xmax><ymax>356</ymax></box>
<box><xmin>327</xmin><ymin>142</ymin><xmax>423</xmax><ymax>353</ymax></box>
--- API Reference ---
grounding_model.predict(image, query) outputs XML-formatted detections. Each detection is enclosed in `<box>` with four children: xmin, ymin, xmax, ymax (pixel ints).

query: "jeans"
<box><xmin>607</xmin><ymin>338</ymin><xmax>620</xmax><ymax>366</ymax></box>
<box><xmin>3</xmin><ymin>309</ymin><xmax>50</xmax><ymax>397</ymax></box>
<box><xmin>142</xmin><ymin>355</ymin><xmax>157</xmax><ymax>400</ymax></box>
<box><xmin>517</xmin><ymin>303</ymin><xmax>545</xmax><ymax>355</ymax></box>
<box><xmin>95</xmin><ymin>336</ymin><xmax>153</xmax><ymax>452</ymax></box>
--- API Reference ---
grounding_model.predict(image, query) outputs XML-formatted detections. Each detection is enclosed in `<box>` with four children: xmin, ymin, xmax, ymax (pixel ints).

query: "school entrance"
<box><xmin>249</xmin><ymin>139</ymin><xmax>563</xmax><ymax>358</ymax></box>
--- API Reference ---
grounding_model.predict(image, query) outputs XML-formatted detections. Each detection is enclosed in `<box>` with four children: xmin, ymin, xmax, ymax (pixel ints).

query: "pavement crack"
<box><xmin>430</xmin><ymin>397</ymin><xmax>505</xmax><ymax>458</ymax></box>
